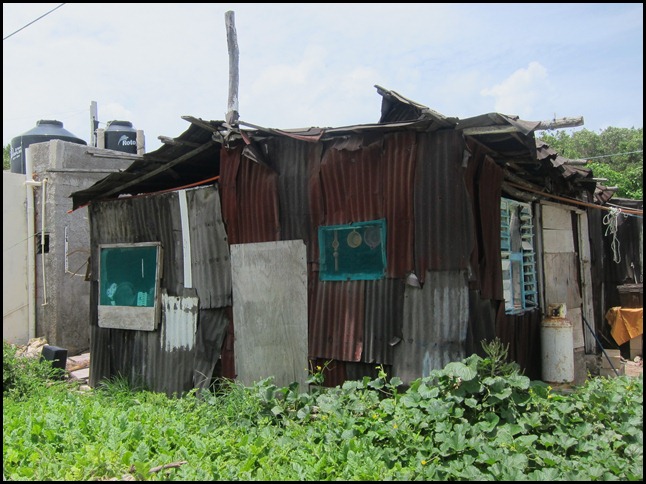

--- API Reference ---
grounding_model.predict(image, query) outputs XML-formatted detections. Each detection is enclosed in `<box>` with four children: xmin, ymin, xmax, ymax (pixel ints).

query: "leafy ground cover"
<box><xmin>3</xmin><ymin>339</ymin><xmax>643</xmax><ymax>481</ymax></box>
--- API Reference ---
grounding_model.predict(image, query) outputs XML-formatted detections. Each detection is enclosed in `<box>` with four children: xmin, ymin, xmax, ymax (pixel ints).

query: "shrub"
<box><xmin>3</xmin><ymin>340</ymin><xmax>65</xmax><ymax>399</ymax></box>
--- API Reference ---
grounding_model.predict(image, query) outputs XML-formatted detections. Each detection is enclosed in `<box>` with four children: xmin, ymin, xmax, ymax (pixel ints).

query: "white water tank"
<box><xmin>540</xmin><ymin>303</ymin><xmax>574</xmax><ymax>383</ymax></box>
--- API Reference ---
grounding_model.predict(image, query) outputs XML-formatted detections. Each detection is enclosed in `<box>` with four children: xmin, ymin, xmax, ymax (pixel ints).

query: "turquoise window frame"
<box><xmin>318</xmin><ymin>219</ymin><xmax>387</xmax><ymax>281</ymax></box>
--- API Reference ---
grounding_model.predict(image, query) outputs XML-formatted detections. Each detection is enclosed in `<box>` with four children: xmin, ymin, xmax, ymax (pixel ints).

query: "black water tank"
<box><xmin>104</xmin><ymin>120</ymin><xmax>138</xmax><ymax>154</ymax></box>
<box><xmin>10</xmin><ymin>120</ymin><xmax>87</xmax><ymax>174</ymax></box>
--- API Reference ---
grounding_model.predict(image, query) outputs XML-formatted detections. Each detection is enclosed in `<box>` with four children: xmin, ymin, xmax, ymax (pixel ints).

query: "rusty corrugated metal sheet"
<box><xmin>414</xmin><ymin>130</ymin><xmax>475</xmax><ymax>280</ymax></box>
<box><xmin>314</xmin><ymin>131</ymin><xmax>416</xmax><ymax>278</ymax></box>
<box><xmin>185</xmin><ymin>185</ymin><xmax>231</xmax><ymax>308</ymax></box>
<box><xmin>495</xmin><ymin>304</ymin><xmax>541</xmax><ymax>380</ymax></box>
<box><xmin>220</xmin><ymin>145</ymin><xmax>243</xmax><ymax>244</ymax></box>
<box><xmin>221</xmin><ymin>146</ymin><xmax>280</xmax><ymax>244</ymax></box>
<box><xmin>309</xmin><ymin>276</ymin><xmax>365</xmax><ymax>362</ymax></box>
<box><xmin>362</xmin><ymin>279</ymin><xmax>404</xmax><ymax>365</ymax></box>
<box><xmin>392</xmin><ymin>270</ymin><xmax>470</xmax><ymax>384</ymax></box>
<box><xmin>465</xmin><ymin>290</ymin><xmax>497</xmax><ymax>357</ymax></box>
<box><xmin>464</xmin><ymin>140</ymin><xmax>504</xmax><ymax>301</ymax></box>
<box><xmin>319</xmin><ymin>136</ymin><xmax>385</xmax><ymax>225</ymax></box>
<box><xmin>383</xmin><ymin>131</ymin><xmax>416</xmax><ymax>278</ymax></box>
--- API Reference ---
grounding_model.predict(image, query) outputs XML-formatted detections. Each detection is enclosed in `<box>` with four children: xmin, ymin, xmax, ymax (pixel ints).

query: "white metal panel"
<box><xmin>178</xmin><ymin>190</ymin><xmax>193</xmax><ymax>288</ymax></box>
<box><xmin>161</xmin><ymin>290</ymin><xmax>198</xmax><ymax>351</ymax></box>
<box><xmin>231</xmin><ymin>240</ymin><xmax>308</xmax><ymax>389</ymax></box>
<box><xmin>2</xmin><ymin>172</ymin><xmax>29</xmax><ymax>344</ymax></box>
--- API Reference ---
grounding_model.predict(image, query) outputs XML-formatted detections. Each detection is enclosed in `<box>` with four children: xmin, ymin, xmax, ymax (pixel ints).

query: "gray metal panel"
<box><xmin>185</xmin><ymin>185</ymin><xmax>232</xmax><ymax>308</ymax></box>
<box><xmin>231</xmin><ymin>240</ymin><xmax>309</xmax><ymax>388</ymax></box>
<box><xmin>89</xmin><ymin>192</ymin><xmax>184</xmax><ymax>295</ymax></box>
<box><xmin>88</xmin><ymin>195</ymin><xmax>226</xmax><ymax>395</ymax></box>
<box><xmin>392</xmin><ymin>270</ymin><xmax>469</xmax><ymax>384</ymax></box>
<box><xmin>362</xmin><ymin>279</ymin><xmax>404</xmax><ymax>365</ymax></box>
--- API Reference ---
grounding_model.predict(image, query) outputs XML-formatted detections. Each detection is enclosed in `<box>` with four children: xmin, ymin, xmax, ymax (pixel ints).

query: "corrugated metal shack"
<box><xmin>71</xmin><ymin>86</ymin><xmax>615</xmax><ymax>395</ymax></box>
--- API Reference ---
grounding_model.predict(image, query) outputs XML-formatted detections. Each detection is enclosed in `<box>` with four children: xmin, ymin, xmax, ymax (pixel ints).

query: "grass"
<box><xmin>3</xmin><ymin>339</ymin><xmax>643</xmax><ymax>481</ymax></box>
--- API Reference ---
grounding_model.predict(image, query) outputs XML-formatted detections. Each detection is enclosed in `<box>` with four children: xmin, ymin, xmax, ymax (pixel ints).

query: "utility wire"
<box><xmin>585</xmin><ymin>150</ymin><xmax>643</xmax><ymax>161</ymax></box>
<box><xmin>3</xmin><ymin>3</ymin><xmax>66</xmax><ymax>41</ymax></box>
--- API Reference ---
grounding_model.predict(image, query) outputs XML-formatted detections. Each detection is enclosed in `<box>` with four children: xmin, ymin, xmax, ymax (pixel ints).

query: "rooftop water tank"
<box><xmin>104</xmin><ymin>120</ymin><xmax>138</xmax><ymax>154</ymax></box>
<box><xmin>10</xmin><ymin>119</ymin><xmax>87</xmax><ymax>174</ymax></box>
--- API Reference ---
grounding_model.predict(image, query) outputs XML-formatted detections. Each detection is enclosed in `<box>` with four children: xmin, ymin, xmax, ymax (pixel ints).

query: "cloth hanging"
<box><xmin>605</xmin><ymin>306</ymin><xmax>643</xmax><ymax>346</ymax></box>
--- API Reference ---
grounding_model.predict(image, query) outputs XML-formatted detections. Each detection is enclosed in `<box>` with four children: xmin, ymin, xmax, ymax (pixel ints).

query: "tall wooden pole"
<box><xmin>225</xmin><ymin>11</ymin><xmax>239</xmax><ymax>127</ymax></box>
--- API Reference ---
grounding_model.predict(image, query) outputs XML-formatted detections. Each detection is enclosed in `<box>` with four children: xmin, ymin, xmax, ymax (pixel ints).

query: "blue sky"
<box><xmin>3</xmin><ymin>3</ymin><xmax>643</xmax><ymax>153</ymax></box>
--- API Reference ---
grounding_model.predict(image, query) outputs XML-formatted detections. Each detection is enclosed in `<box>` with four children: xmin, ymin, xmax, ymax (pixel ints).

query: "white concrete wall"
<box><xmin>2</xmin><ymin>171</ymin><xmax>29</xmax><ymax>345</ymax></box>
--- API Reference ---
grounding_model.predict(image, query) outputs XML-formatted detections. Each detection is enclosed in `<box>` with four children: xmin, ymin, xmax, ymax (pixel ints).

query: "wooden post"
<box><xmin>225</xmin><ymin>11</ymin><xmax>239</xmax><ymax>127</ymax></box>
<box><xmin>534</xmin><ymin>116</ymin><xmax>584</xmax><ymax>131</ymax></box>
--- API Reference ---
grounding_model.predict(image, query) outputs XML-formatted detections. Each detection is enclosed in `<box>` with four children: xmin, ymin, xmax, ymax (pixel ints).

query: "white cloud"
<box><xmin>3</xmin><ymin>4</ymin><xmax>642</xmax><ymax>153</ymax></box>
<box><xmin>480</xmin><ymin>62</ymin><xmax>550</xmax><ymax>119</ymax></box>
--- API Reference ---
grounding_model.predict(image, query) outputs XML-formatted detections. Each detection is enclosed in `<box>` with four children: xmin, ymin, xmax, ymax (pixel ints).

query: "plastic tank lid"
<box><xmin>16</xmin><ymin>119</ymin><xmax>85</xmax><ymax>142</ymax></box>
<box><xmin>106</xmin><ymin>120</ymin><xmax>134</xmax><ymax>129</ymax></box>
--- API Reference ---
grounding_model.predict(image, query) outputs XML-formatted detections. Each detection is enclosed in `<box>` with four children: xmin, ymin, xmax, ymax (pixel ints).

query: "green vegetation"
<box><xmin>3</xmin><ymin>143</ymin><xmax>9</xmax><ymax>171</ymax></box>
<box><xmin>538</xmin><ymin>127</ymin><xmax>643</xmax><ymax>199</ymax></box>
<box><xmin>3</xmin><ymin>339</ymin><xmax>643</xmax><ymax>480</ymax></box>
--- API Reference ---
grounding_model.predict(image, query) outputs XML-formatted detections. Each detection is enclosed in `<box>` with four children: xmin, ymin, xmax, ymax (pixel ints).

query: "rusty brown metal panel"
<box><xmin>319</xmin><ymin>136</ymin><xmax>385</xmax><ymax>225</ymax></box>
<box><xmin>392</xmin><ymin>270</ymin><xmax>470</xmax><ymax>384</ymax></box>
<box><xmin>236</xmin><ymin>154</ymin><xmax>281</xmax><ymax>243</ymax></box>
<box><xmin>383</xmin><ymin>131</ymin><xmax>417</xmax><ymax>278</ymax></box>
<box><xmin>309</xmin><ymin>277</ymin><xmax>365</xmax><ymax>362</ymax></box>
<box><xmin>267</xmin><ymin>138</ymin><xmax>319</xmax><ymax>242</ymax></box>
<box><xmin>219</xmin><ymin>145</ymin><xmax>243</xmax><ymax>244</ymax></box>
<box><xmin>362</xmin><ymin>279</ymin><xmax>405</xmax><ymax>365</ymax></box>
<box><xmin>464</xmin><ymin>140</ymin><xmax>505</xmax><ymax>301</ymax></box>
<box><xmin>414</xmin><ymin>131</ymin><xmax>475</xmax><ymax>281</ymax></box>
<box><xmin>186</xmin><ymin>185</ymin><xmax>232</xmax><ymax>308</ymax></box>
<box><xmin>495</xmin><ymin>303</ymin><xmax>541</xmax><ymax>380</ymax></box>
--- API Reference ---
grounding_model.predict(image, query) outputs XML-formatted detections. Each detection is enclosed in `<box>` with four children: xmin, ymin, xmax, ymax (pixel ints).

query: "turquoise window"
<box><xmin>318</xmin><ymin>219</ymin><xmax>387</xmax><ymax>281</ymax></box>
<box><xmin>99</xmin><ymin>243</ymin><xmax>160</xmax><ymax>308</ymax></box>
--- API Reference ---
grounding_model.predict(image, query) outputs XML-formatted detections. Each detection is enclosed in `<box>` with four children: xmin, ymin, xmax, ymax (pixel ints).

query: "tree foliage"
<box><xmin>3</xmin><ymin>143</ymin><xmax>10</xmax><ymax>171</ymax></box>
<box><xmin>537</xmin><ymin>127</ymin><xmax>643</xmax><ymax>199</ymax></box>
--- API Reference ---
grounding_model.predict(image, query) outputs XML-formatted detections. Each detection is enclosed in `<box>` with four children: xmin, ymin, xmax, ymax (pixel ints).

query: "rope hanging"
<box><xmin>603</xmin><ymin>207</ymin><xmax>625</xmax><ymax>263</ymax></box>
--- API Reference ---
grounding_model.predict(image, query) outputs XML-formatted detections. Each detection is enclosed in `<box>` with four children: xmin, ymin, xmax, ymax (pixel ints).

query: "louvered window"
<box><xmin>501</xmin><ymin>198</ymin><xmax>538</xmax><ymax>313</ymax></box>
